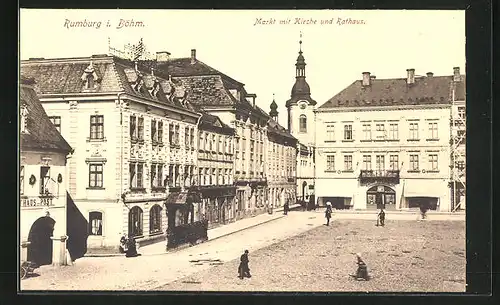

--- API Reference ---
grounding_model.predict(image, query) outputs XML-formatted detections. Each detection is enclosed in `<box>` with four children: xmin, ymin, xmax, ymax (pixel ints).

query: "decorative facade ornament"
<box><xmin>69</xmin><ymin>100</ymin><xmax>78</xmax><ymax>110</ymax></box>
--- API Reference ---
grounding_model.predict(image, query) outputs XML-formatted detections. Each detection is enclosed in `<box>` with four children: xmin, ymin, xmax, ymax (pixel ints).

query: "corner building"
<box><xmin>315</xmin><ymin>68</ymin><xmax>465</xmax><ymax>212</ymax></box>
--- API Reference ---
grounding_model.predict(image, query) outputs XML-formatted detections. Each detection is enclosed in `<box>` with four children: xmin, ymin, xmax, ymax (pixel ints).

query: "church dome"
<box><xmin>291</xmin><ymin>78</ymin><xmax>311</xmax><ymax>96</ymax></box>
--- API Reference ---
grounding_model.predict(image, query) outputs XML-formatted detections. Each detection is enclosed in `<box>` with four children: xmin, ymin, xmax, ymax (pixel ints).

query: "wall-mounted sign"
<box><xmin>21</xmin><ymin>196</ymin><xmax>54</xmax><ymax>207</ymax></box>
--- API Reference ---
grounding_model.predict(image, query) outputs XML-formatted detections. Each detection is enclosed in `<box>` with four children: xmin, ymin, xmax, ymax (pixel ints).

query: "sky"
<box><xmin>20</xmin><ymin>9</ymin><xmax>465</xmax><ymax>127</ymax></box>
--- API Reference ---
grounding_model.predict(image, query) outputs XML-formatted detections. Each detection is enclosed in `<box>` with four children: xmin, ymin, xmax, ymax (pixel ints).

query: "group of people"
<box><xmin>119</xmin><ymin>234</ymin><xmax>140</xmax><ymax>257</ymax></box>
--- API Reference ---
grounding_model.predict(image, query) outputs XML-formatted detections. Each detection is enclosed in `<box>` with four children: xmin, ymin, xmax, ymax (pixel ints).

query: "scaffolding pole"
<box><xmin>450</xmin><ymin>79</ymin><xmax>466</xmax><ymax>212</ymax></box>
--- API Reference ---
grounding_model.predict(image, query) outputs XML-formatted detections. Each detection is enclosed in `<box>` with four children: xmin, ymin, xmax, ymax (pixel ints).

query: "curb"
<box><xmin>86</xmin><ymin>214</ymin><xmax>286</xmax><ymax>258</ymax></box>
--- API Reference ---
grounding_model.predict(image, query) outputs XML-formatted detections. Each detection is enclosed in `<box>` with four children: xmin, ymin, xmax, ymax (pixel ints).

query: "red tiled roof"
<box><xmin>319</xmin><ymin>74</ymin><xmax>466</xmax><ymax>109</ymax></box>
<box><xmin>19</xmin><ymin>78</ymin><xmax>72</xmax><ymax>153</ymax></box>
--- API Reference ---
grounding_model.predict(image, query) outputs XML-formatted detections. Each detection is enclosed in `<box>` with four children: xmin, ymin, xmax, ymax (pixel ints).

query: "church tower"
<box><xmin>269</xmin><ymin>93</ymin><xmax>278</xmax><ymax>122</ymax></box>
<box><xmin>285</xmin><ymin>33</ymin><xmax>317</xmax><ymax>146</ymax></box>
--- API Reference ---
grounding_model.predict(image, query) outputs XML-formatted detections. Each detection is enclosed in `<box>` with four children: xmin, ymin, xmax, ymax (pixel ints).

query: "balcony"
<box><xmin>359</xmin><ymin>170</ymin><xmax>400</xmax><ymax>185</ymax></box>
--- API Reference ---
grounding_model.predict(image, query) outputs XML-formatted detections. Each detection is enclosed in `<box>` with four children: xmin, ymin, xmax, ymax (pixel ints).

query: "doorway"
<box><xmin>27</xmin><ymin>216</ymin><xmax>55</xmax><ymax>266</ymax></box>
<box><xmin>367</xmin><ymin>185</ymin><xmax>396</xmax><ymax>210</ymax></box>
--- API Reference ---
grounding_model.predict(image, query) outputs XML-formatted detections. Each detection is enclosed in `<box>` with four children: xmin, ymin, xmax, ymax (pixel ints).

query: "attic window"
<box><xmin>20</xmin><ymin>104</ymin><xmax>29</xmax><ymax>133</ymax></box>
<box><xmin>81</xmin><ymin>61</ymin><xmax>99</xmax><ymax>90</ymax></box>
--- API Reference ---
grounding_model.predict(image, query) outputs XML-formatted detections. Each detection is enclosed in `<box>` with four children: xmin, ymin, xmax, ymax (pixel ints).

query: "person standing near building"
<box><xmin>419</xmin><ymin>201</ymin><xmax>429</xmax><ymax>221</ymax></box>
<box><xmin>325</xmin><ymin>202</ymin><xmax>333</xmax><ymax>226</ymax></box>
<box><xmin>377</xmin><ymin>209</ymin><xmax>385</xmax><ymax>227</ymax></box>
<box><xmin>283</xmin><ymin>201</ymin><xmax>290</xmax><ymax>215</ymax></box>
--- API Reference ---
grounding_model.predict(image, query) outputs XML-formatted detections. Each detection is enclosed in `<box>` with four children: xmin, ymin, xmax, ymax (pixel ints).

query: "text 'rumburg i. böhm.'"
<box><xmin>63</xmin><ymin>19</ymin><xmax>145</xmax><ymax>29</ymax></box>
<box><xmin>253</xmin><ymin>17</ymin><xmax>366</xmax><ymax>26</ymax></box>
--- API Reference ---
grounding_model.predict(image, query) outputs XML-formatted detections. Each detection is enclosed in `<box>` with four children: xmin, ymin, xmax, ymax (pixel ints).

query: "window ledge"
<box><xmin>324</xmin><ymin>170</ymin><xmax>337</xmax><ymax>173</ymax></box>
<box><xmin>359</xmin><ymin>140</ymin><xmax>372</xmax><ymax>142</ymax></box>
<box><xmin>342</xmin><ymin>170</ymin><xmax>354</xmax><ymax>173</ymax></box>
<box><xmin>151</xmin><ymin>187</ymin><xmax>166</xmax><ymax>192</ymax></box>
<box><xmin>87</xmin><ymin>187</ymin><xmax>105</xmax><ymax>190</ymax></box>
<box><xmin>324</xmin><ymin>140</ymin><xmax>336</xmax><ymax>143</ymax></box>
<box><xmin>407</xmin><ymin>139</ymin><xmax>420</xmax><ymax>142</ymax></box>
<box><xmin>148</xmin><ymin>231</ymin><xmax>163</xmax><ymax>237</ymax></box>
<box><xmin>130</xmin><ymin>187</ymin><xmax>146</xmax><ymax>193</ymax></box>
<box><xmin>87</xmin><ymin>137</ymin><xmax>107</xmax><ymax>143</ymax></box>
<box><xmin>342</xmin><ymin>139</ymin><xmax>354</xmax><ymax>142</ymax></box>
<box><xmin>407</xmin><ymin>170</ymin><xmax>421</xmax><ymax>173</ymax></box>
<box><xmin>424</xmin><ymin>170</ymin><xmax>440</xmax><ymax>173</ymax></box>
<box><xmin>426</xmin><ymin>139</ymin><xmax>440</xmax><ymax>142</ymax></box>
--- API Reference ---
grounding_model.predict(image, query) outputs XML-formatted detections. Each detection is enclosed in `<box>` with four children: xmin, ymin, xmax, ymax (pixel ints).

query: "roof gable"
<box><xmin>19</xmin><ymin>80</ymin><xmax>72</xmax><ymax>153</ymax></box>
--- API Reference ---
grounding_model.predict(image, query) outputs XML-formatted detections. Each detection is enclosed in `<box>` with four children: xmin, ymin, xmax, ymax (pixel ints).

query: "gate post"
<box><xmin>50</xmin><ymin>235</ymin><xmax>68</xmax><ymax>266</ymax></box>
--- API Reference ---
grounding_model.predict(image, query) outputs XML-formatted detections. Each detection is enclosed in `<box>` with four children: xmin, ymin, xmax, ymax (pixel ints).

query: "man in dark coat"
<box><xmin>238</xmin><ymin>250</ymin><xmax>251</xmax><ymax>279</ymax></box>
<box><xmin>419</xmin><ymin>202</ymin><xmax>429</xmax><ymax>220</ymax></box>
<box><xmin>377</xmin><ymin>209</ymin><xmax>385</xmax><ymax>226</ymax></box>
<box><xmin>283</xmin><ymin>201</ymin><xmax>290</xmax><ymax>215</ymax></box>
<box><xmin>325</xmin><ymin>202</ymin><xmax>333</xmax><ymax>226</ymax></box>
<box><xmin>125</xmin><ymin>236</ymin><xmax>138</xmax><ymax>257</ymax></box>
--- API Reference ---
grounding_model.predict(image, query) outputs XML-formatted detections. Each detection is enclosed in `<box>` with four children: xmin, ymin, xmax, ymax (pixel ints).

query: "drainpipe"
<box><xmin>117</xmin><ymin>92</ymin><xmax>126</xmax><ymax>207</ymax></box>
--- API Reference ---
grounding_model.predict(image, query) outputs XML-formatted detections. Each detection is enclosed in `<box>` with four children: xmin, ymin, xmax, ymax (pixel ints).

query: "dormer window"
<box><xmin>81</xmin><ymin>61</ymin><xmax>100</xmax><ymax>90</ymax></box>
<box><xmin>20</xmin><ymin>104</ymin><xmax>29</xmax><ymax>133</ymax></box>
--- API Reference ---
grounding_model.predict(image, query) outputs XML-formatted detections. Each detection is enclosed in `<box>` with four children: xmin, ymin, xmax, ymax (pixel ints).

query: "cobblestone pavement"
<box><xmin>20</xmin><ymin>210</ymin><xmax>464</xmax><ymax>291</ymax></box>
<box><xmin>162</xmin><ymin>219</ymin><xmax>466</xmax><ymax>292</ymax></box>
<box><xmin>20</xmin><ymin>211</ymin><xmax>324</xmax><ymax>291</ymax></box>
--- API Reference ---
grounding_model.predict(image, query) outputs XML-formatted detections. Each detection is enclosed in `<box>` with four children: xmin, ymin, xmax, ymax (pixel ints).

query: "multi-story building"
<box><xmin>20</xmin><ymin>76</ymin><xmax>73</xmax><ymax>266</ymax></box>
<box><xmin>284</xmin><ymin>40</ymin><xmax>316</xmax><ymax>204</ymax></box>
<box><xmin>314</xmin><ymin>68</ymin><xmax>465</xmax><ymax>212</ymax></box>
<box><xmin>21</xmin><ymin>55</ymin><xmax>202</xmax><ymax>251</ymax></box>
<box><xmin>449</xmin><ymin>68</ymin><xmax>466</xmax><ymax>211</ymax></box>
<box><xmin>268</xmin><ymin>100</ymin><xmax>298</xmax><ymax>208</ymax></box>
<box><xmin>195</xmin><ymin>112</ymin><xmax>236</xmax><ymax>228</ymax></box>
<box><xmin>158</xmin><ymin>49</ymin><xmax>271</xmax><ymax>218</ymax></box>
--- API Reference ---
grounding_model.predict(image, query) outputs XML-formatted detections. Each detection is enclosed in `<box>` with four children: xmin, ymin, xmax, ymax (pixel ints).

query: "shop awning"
<box><xmin>165</xmin><ymin>191</ymin><xmax>201</xmax><ymax>205</ymax></box>
<box><xmin>316</xmin><ymin>179</ymin><xmax>356</xmax><ymax>198</ymax></box>
<box><xmin>403</xmin><ymin>180</ymin><xmax>447</xmax><ymax>198</ymax></box>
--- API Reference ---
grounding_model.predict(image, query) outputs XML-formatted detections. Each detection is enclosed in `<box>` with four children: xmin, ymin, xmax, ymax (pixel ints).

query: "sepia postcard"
<box><xmin>18</xmin><ymin>9</ymin><xmax>467</xmax><ymax>293</ymax></box>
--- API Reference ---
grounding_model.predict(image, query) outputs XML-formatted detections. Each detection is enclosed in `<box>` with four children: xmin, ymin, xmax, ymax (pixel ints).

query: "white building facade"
<box><xmin>20</xmin><ymin>78</ymin><xmax>73</xmax><ymax>265</ymax></box>
<box><xmin>315</xmin><ymin>68</ymin><xmax>465</xmax><ymax>212</ymax></box>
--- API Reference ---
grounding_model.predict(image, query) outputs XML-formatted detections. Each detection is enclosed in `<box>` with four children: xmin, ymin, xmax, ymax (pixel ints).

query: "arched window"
<box><xmin>299</xmin><ymin>115</ymin><xmax>307</xmax><ymax>133</ymax></box>
<box><xmin>89</xmin><ymin>211</ymin><xmax>103</xmax><ymax>235</ymax></box>
<box><xmin>128</xmin><ymin>206</ymin><xmax>143</xmax><ymax>237</ymax></box>
<box><xmin>149</xmin><ymin>205</ymin><xmax>162</xmax><ymax>234</ymax></box>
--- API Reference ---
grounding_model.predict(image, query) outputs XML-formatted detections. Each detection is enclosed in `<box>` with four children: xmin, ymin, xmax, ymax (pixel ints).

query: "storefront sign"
<box><xmin>21</xmin><ymin>196</ymin><xmax>54</xmax><ymax>207</ymax></box>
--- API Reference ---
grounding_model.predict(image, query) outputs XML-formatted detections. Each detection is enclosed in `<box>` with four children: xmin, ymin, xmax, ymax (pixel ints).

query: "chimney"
<box><xmin>406</xmin><ymin>68</ymin><xmax>415</xmax><ymax>85</ymax></box>
<box><xmin>426</xmin><ymin>72</ymin><xmax>434</xmax><ymax>77</ymax></box>
<box><xmin>247</xmin><ymin>93</ymin><xmax>257</xmax><ymax>107</ymax></box>
<box><xmin>453</xmin><ymin>67</ymin><xmax>461</xmax><ymax>82</ymax></box>
<box><xmin>362</xmin><ymin>72</ymin><xmax>371</xmax><ymax>86</ymax></box>
<box><xmin>370</xmin><ymin>75</ymin><xmax>376</xmax><ymax>80</ymax></box>
<box><xmin>191</xmin><ymin>49</ymin><xmax>196</xmax><ymax>64</ymax></box>
<box><xmin>156</xmin><ymin>51</ymin><xmax>171</xmax><ymax>62</ymax></box>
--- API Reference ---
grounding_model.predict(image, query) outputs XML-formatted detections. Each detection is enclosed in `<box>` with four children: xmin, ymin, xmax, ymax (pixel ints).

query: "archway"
<box><xmin>367</xmin><ymin>185</ymin><xmax>396</xmax><ymax>210</ymax></box>
<box><xmin>27</xmin><ymin>216</ymin><xmax>55</xmax><ymax>266</ymax></box>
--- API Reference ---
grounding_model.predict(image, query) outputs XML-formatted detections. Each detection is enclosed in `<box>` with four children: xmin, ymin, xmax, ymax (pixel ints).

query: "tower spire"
<box><xmin>299</xmin><ymin>31</ymin><xmax>303</xmax><ymax>53</ymax></box>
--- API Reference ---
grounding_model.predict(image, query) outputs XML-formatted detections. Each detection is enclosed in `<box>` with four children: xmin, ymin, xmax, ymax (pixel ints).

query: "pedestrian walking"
<box><xmin>377</xmin><ymin>209</ymin><xmax>385</xmax><ymax>227</ymax></box>
<box><xmin>419</xmin><ymin>202</ymin><xmax>429</xmax><ymax>221</ymax></box>
<box><xmin>283</xmin><ymin>201</ymin><xmax>290</xmax><ymax>215</ymax></box>
<box><xmin>238</xmin><ymin>250</ymin><xmax>251</xmax><ymax>279</ymax></box>
<box><xmin>353</xmin><ymin>253</ymin><xmax>370</xmax><ymax>281</ymax></box>
<box><xmin>325</xmin><ymin>202</ymin><xmax>332</xmax><ymax>226</ymax></box>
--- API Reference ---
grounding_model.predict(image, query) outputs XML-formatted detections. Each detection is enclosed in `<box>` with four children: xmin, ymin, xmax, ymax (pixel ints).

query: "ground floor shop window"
<box><xmin>128</xmin><ymin>206</ymin><xmax>143</xmax><ymax>237</ymax></box>
<box><xmin>149</xmin><ymin>205</ymin><xmax>162</xmax><ymax>234</ymax></box>
<box><xmin>89</xmin><ymin>211</ymin><xmax>103</xmax><ymax>235</ymax></box>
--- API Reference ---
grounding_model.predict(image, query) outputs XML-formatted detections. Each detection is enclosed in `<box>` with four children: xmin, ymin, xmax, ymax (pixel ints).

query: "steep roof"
<box><xmin>319</xmin><ymin>74</ymin><xmax>466</xmax><ymax>109</ymax></box>
<box><xmin>267</xmin><ymin>118</ymin><xmax>296</xmax><ymax>143</ymax></box>
<box><xmin>199</xmin><ymin>112</ymin><xmax>234</xmax><ymax>135</ymax></box>
<box><xmin>19</xmin><ymin>77</ymin><xmax>73</xmax><ymax>153</ymax></box>
<box><xmin>20</xmin><ymin>56</ymin><xmax>198</xmax><ymax>113</ymax></box>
